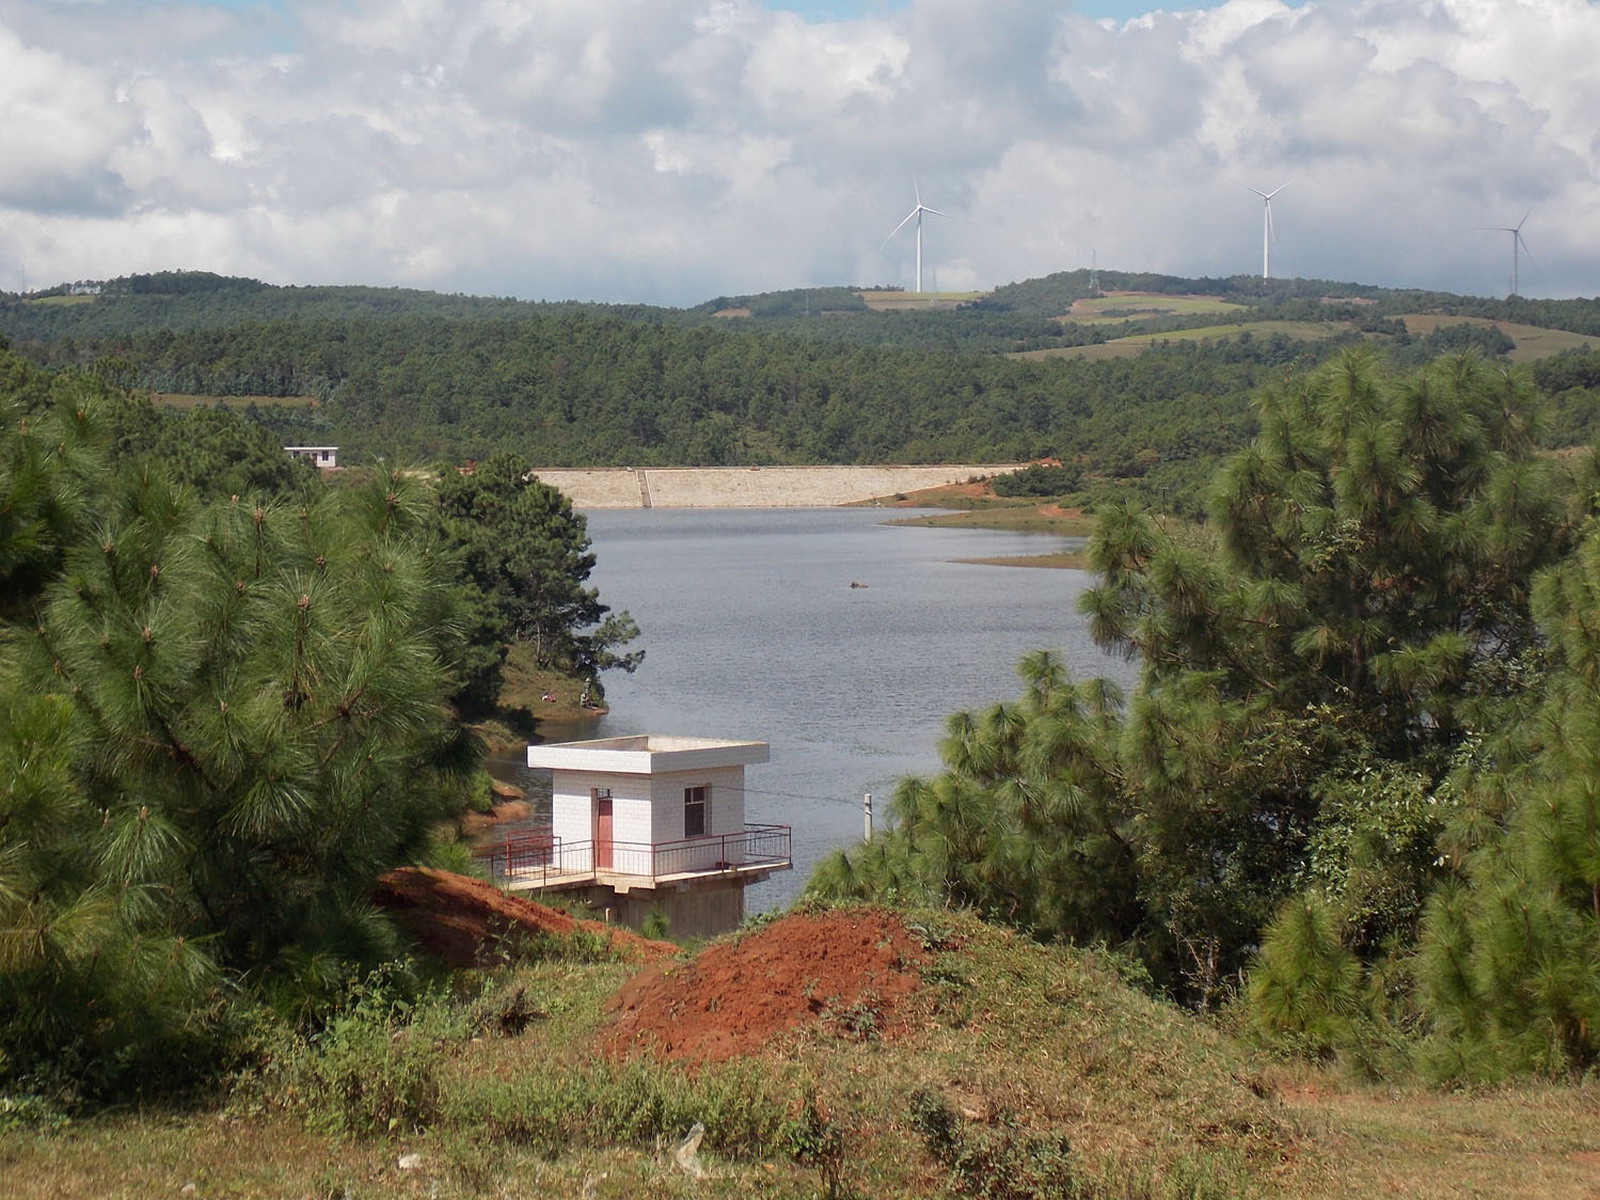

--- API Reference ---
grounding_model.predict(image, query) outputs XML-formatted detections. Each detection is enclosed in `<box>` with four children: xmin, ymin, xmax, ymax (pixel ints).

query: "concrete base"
<box><xmin>546</xmin><ymin>876</ymin><xmax>753</xmax><ymax>940</ymax></box>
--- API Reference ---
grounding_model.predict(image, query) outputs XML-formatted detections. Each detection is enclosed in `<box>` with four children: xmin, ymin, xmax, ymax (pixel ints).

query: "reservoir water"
<box><xmin>492</xmin><ymin>507</ymin><xmax>1133</xmax><ymax>913</ymax></box>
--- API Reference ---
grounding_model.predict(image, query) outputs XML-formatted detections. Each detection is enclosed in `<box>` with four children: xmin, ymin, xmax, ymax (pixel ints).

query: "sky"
<box><xmin>0</xmin><ymin>0</ymin><xmax>1594</xmax><ymax>307</ymax></box>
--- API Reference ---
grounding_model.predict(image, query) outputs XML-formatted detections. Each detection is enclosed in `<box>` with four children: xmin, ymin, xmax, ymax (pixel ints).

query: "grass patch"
<box><xmin>1269</xmin><ymin>1077</ymin><xmax>1600</xmax><ymax>1199</ymax></box>
<box><xmin>6</xmin><ymin>905</ymin><xmax>1600</xmax><ymax>1197</ymax></box>
<box><xmin>497</xmin><ymin>642</ymin><xmax>601</xmax><ymax>723</ymax></box>
<box><xmin>470</xmin><ymin>643</ymin><xmax>612</xmax><ymax>754</ymax></box>
<box><xmin>24</xmin><ymin>294</ymin><xmax>96</xmax><ymax>306</ymax></box>
<box><xmin>1398</xmin><ymin>315</ymin><xmax>1594</xmax><ymax>363</ymax></box>
<box><xmin>469</xmin><ymin>643</ymin><xmax>601</xmax><ymax>754</ymax></box>
<box><xmin>1062</xmin><ymin>294</ymin><xmax>1248</xmax><ymax>324</ymax></box>
<box><xmin>954</xmin><ymin>551</ymin><xmax>1090</xmax><ymax>570</ymax></box>
<box><xmin>858</xmin><ymin>291</ymin><xmax>987</xmax><ymax>310</ymax></box>
<box><xmin>1017</xmin><ymin>320</ymin><xmax>1353</xmax><ymax>361</ymax></box>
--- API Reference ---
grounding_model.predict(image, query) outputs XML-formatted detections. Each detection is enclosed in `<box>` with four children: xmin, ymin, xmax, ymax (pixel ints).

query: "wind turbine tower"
<box><xmin>885</xmin><ymin>182</ymin><xmax>947</xmax><ymax>295</ymax></box>
<box><xmin>1239</xmin><ymin>180</ymin><xmax>1291</xmax><ymax>280</ymax></box>
<box><xmin>1486</xmin><ymin>208</ymin><xmax>1534</xmax><ymax>298</ymax></box>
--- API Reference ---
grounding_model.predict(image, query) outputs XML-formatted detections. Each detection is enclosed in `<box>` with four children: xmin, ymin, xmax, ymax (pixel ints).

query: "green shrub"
<box><xmin>991</xmin><ymin>463</ymin><xmax>1080</xmax><ymax>497</ymax></box>
<box><xmin>907</xmin><ymin>1087</ymin><xmax>1078</xmax><ymax>1200</ymax></box>
<box><xmin>640</xmin><ymin>905</ymin><xmax>671</xmax><ymax>940</ymax></box>
<box><xmin>246</xmin><ymin>965</ymin><xmax>469</xmax><ymax>1137</ymax></box>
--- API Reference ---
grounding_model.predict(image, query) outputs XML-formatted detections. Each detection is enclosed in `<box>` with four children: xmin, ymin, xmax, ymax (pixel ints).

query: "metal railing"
<box><xmin>474</xmin><ymin>824</ymin><xmax>790</xmax><ymax>886</ymax></box>
<box><xmin>473</xmin><ymin>828</ymin><xmax>563</xmax><ymax>880</ymax></box>
<box><xmin>648</xmin><ymin>823</ymin><xmax>791</xmax><ymax>878</ymax></box>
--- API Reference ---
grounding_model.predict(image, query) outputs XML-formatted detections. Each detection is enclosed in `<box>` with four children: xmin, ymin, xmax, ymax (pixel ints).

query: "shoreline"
<box><xmin>954</xmin><ymin>551</ymin><xmax>1090</xmax><ymax>570</ymax></box>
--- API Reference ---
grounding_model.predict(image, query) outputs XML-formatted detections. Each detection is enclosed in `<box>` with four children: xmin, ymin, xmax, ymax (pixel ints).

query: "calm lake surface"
<box><xmin>491</xmin><ymin>507</ymin><xmax>1133</xmax><ymax>913</ymax></box>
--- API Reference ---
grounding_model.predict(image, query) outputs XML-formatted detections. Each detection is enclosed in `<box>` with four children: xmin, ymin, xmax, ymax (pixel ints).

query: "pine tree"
<box><xmin>813</xmin><ymin>350</ymin><xmax>1574</xmax><ymax>1006</ymax></box>
<box><xmin>1415</xmin><ymin>521</ymin><xmax>1600</xmax><ymax>1075</ymax></box>
<box><xmin>0</xmin><ymin>382</ymin><xmax>477</xmax><ymax>1092</ymax></box>
<box><xmin>435</xmin><ymin>451</ymin><xmax>641</xmax><ymax>713</ymax></box>
<box><xmin>1248</xmin><ymin>894</ymin><xmax>1361</xmax><ymax>1051</ymax></box>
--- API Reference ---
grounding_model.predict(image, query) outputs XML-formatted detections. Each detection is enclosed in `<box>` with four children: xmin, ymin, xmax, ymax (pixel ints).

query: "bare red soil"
<box><xmin>459</xmin><ymin>798</ymin><xmax>530</xmax><ymax>838</ymax></box>
<box><xmin>601</xmin><ymin>907</ymin><xmax>930</xmax><ymax>1064</ymax></box>
<box><xmin>373</xmin><ymin>867</ymin><xmax>675</xmax><ymax>968</ymax></box>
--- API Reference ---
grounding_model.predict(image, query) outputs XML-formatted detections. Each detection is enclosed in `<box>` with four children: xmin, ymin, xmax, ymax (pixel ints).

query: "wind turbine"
<box><xmin>1238</xmin><ymin>180</ymin><xmax>1291</xmax><ymax>280</ymax></box>
<box><xmin>884</xmin><ymin>181</ymin><xmax>946</xmax><ymax>295</ymax></box>
<box><xmin>1485</xmin><ymin>207</ymin><xmax>1535</xmax><ymax>298</ymax></box>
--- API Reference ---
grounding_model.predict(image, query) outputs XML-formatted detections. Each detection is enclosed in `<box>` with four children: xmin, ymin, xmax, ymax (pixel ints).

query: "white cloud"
<box><xmin>0</xmin><ymin>22</ymin><xmax>137</xmax><ymax>211</ymax></box>
<box><xmin>0</xmin><ymin>0</ymin><xmax>1597</xmax><ymax>302</ymax></box>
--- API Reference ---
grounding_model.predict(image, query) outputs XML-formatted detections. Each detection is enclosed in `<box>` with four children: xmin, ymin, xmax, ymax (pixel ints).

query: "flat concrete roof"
<box><xmin>526</xmin><ymin>735</ymin><xmax>769</xmax><ymax>775</ymax></box>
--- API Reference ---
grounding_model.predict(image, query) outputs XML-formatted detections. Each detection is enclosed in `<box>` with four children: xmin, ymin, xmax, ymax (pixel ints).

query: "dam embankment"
<box><xmin>529</xmin><ymin>465</ymin><xmax>1023</xmax><ymax>508</ymax></box>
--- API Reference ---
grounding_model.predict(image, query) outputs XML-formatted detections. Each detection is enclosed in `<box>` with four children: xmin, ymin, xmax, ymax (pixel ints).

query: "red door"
<box><xmin>595</xmin><ymin>794</ymin><xmax>614</xmax><ymax>870</ymax></box>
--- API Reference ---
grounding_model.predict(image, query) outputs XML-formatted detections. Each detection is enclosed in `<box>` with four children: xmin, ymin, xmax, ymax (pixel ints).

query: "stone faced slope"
<box><xmin>531</xmin><ymin>464</ymin><xmax>1022</xmax><ymax>508</ymax></box>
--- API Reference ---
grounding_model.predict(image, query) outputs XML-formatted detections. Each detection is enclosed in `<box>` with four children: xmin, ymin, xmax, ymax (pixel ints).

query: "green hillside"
<box><xmin>6</xmin><ymin>268</ymin><xmax>1600</xmax><ymax>517</ymax></box>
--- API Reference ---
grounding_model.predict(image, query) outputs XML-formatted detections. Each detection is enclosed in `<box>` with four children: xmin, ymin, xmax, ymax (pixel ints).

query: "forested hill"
<box><xmin>1</xmin><ymin>270</ymin><xmax>667</xmax><ymax>339</ymax></box>
<box><xmin>14</xmin><ymin>268</ymin><xmax>1600</xmax><ymax>343</ymax></box>
<box><xmin>0</xmin><ymin>301</ymin><xmax>1297</xmax><ymax>498</ymax></box>
<box><xmin>5</xmin><ymin>269</ymin><xmax>1600</xmax><ymax>510</ymax></box>
<box><xmin>980</xmin><ymin>269</ymin><xmax>1600</xmax><ymax>334</ymax></box>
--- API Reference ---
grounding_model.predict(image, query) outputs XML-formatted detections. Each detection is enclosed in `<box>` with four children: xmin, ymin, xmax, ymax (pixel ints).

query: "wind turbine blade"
<box><xmin>922</xmin><ymin>206</ymin><xmax>948</xmax><ymax>218</ymax></box>
<box><xmin>1516</xmin><ymin>205</ymin><xmax>1535</xmax><ymax>232</ymax></box>
<box><xmin>1264</xmin><ymin>179</ymin><xmax>1293</xmax><ymax>200</ymax></box>
<box><xmin>884</xmin><ymin>208</ymin><xmax>919</xmax><ymax>245</ymax></box>
<box><xmin>1233</xmin><ymin>179</ymin><xmax>1270</xmax><ymax>200</ymax></box>
<box><xmin>913</xmin><ymin>178</ymin><xmax>922</xmax><ymax>207</ymax></box>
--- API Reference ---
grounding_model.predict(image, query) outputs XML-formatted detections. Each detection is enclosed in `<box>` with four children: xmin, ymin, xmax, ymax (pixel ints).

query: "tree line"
<box><xmin>3</xmin><ymin>301</ymin><xmax>1331</xmax><ymax>513</ymax></box>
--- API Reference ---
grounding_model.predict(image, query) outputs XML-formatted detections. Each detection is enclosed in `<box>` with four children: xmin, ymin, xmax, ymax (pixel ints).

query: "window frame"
<box><xmin>684</xmin><ymin>785</ymin><xmax>708</xmax><ymax>838</ymax></box>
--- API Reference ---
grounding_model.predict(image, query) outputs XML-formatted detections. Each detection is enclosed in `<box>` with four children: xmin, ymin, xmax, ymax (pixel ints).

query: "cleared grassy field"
<box><xmin>24</xmin><ymin>294</ymin><xmax>96</xmax><ymax>306</ymax></box>
<box><xmin>858</xmin><ymin>290</ymin><xmax>986</xmax><ymax>311</ymax></box>
<box><xmin>1017</xmin><ymin>320</ymin><xmax>1353</xmax><ymax>361</ymax></box>
<box><xmin>1400</xmin><ymin>315</ymin><xmax>1595</xmax><ymax>362</ymax></box>
<box><xmin>1062</xmin><ymin>293</ymin><xmax>1249</xmax><ymax>325</ymax></box>
<box><xmin>1020</xmin><ymin>313</ymin><xmax>1590</xmax><ymax>364</ymax></box>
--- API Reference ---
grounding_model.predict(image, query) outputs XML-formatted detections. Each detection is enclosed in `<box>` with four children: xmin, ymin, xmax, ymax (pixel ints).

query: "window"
<box><xmin>684</xmin><ymin>786</ymin><xmax>707</xmax><ymax>838</ymax></box>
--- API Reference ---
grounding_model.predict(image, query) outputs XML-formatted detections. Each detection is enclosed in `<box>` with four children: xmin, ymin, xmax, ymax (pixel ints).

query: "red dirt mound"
<box><xmin>373</xmin><ymin>867</ymin><xmax>676</xmax><ymax>968</ymax></box>
<box><xmin>601</xmin><ymin>907</ymin><xmax>929</xmax><ymax>1064</ymax></box>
